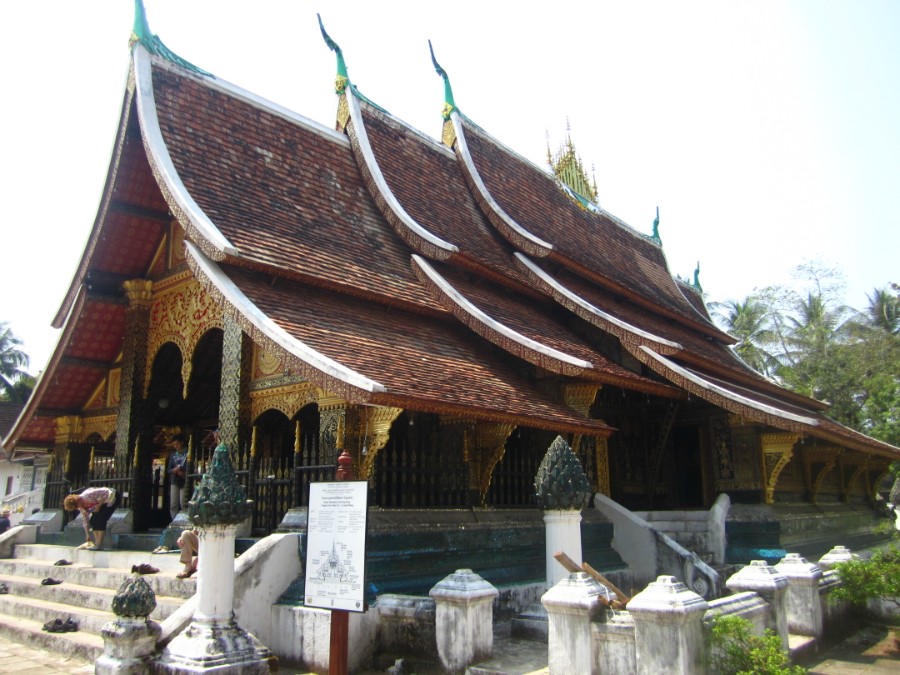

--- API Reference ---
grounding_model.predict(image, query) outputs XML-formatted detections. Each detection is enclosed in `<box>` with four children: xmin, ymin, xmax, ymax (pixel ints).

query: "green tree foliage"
<box><xmin>710</xmin><ymin>297</ymin><xmax>779</xmax><ymax>377</ymax></box>
<box><xmin>706</xmin><ymin>615</ymin><xmax>805</xmax><ymax>675</ymax></box>
<box><xmin>0</xmin><ymin>321</ymin><xmax>33</xmax><ymax>403</ymax></box>
<box><xmin>710</xmin><ymin>265</ymin><xmax>899</xmax><ymax>448</ymax></box>
<box><xmin>829</xmin><ymin>545</ymin><xmax>900</xmax><ymax>610</ymax></box>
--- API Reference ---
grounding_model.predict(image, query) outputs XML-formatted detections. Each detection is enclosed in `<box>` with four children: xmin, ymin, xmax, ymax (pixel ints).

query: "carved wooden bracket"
<box><xmin>357</xmin><ymin>406</ymin><xmax>404</xmax><ymax>479</ymax></box>
<box><xmin>474</xmin><ymin>422</ymin><xmax>516</xmax><ymax>504</ymax></box>
<box><xmin>841</xmin><ymin>454</ymin><xmax>869</xmax><ymax>502</ymax></box>
<box><xmin>803</xmin><ymin>445</ymin><xmax>842</xmax><ymax>504</ymax></box>
<box><xmin>760</xmin><ymin>432</ymin><xmax>799</xmax><ymax>504</ymax></box>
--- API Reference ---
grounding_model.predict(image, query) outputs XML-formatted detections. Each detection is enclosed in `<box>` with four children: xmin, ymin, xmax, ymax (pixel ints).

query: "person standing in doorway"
<box><xmin>168</xmin><ymin>433</ymin><xmax>188</xmax><ymax>520</ymax></box>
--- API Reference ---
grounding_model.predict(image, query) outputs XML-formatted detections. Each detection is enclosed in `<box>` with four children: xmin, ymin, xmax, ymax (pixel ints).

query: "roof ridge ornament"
<box><xmin>130</xmin><ymin>0</ymin><xmax>211</xmax><ymax>77</ymax></box>
<box><xmin>318</xmin><ymin>14</ymin><xmax>349</xmax><ymax>95</ymax></box>
<box><xmin>547</xmin><ymin>126</ymin><xmax>600</xmax><ymax>210</ymax></box>
<box><xmin>650</xmin><ymin>206</ymin><xmax>662</xmax><ymax>245</ymax></box>
<box><xmin>692</xmin><ymin>262</ymin><xmax>703</xmax><ymax>293</ymax></box>
<box><xmin>429</xmin><ymin>41</ymin><xmax>457</xmax><ymax>121</ymax></box>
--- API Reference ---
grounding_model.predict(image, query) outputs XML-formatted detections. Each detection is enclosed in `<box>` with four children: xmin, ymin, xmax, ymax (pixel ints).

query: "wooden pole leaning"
<box><xmin>554</xmin><ymin>550</ymin><xmax>630</xmax><ymax>609</ymax></box>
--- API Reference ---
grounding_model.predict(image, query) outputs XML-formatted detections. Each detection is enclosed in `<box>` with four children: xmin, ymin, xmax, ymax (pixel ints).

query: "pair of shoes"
<box><xmin>42</xmin><ymin>618</ymin><xmax>78</xmax><ymax>633</ymax></box>
<box><xmin>132</xmin><ymin>563</ymin><xmax>159</xmax><ymax>575</ymax></box>
<box><xmin>76</xmin><ymin>542</ymin><xmax>92</xmax><ymax>550</ymax></box>
<box><xmin>175</xmin><ymin>568</ymin><xmax>196</xmax><ymax>579</ymax></box>
<box><xmin>54</xmin><ymin>559</ymin><xmax>73</xmax><ymax>566</ymax></box>
<box><xmin>152</xmin><ymin>546</ymin><xmax>169</xmax><ymax>554</ymax></box>
<box><xmin>0</xmin><ymin>583</ymin><xmax>8</xmax><ymax>594</ymax></box>
<box><xmin>41</xmin><ymin>578</ymin><xmax>62</xmax><ymax>586</ymax></box>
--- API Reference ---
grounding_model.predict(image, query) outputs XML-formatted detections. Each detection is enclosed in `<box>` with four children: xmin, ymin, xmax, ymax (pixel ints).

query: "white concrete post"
<box><xmin>195</xmin><ymin>524</ymin><xmax>237</xmax><ymax>623</ymax></box>
<box><xmin>775</xmin><ymin>553</ymin><xmax>824</xmax><ymax>638</ymax></box>
<box><xmin>542</xmin><ymin>571</ymin><xmax>612</xmax><ymax>675</ymax></box>
<box><xmin>544</xmin><ymin>510</ymin><xmax>583</xmax><ymax>588</ymax></box>
<box><xmin>627</xmin><ymin>575</ymin><xmax>709</xmax><ymax>675</ymax></box>
<box><xmin>726</xmin><ymin>560</ymin><xmax>790</xmax><ymax>649</ymax></box>
<box><xmin>429</xmin><ymin>569</ymin><xmax>498</xmax><ymax>674</ymax></box>
<box><xmin>96</xmin><ymin>617</ymin><xmax>162</xmax><ymax>675</ymax></box>
<box><xmin>817</xmin><ymin>545</ymin><xmax>859</xmax><ymax>570</ymax></box>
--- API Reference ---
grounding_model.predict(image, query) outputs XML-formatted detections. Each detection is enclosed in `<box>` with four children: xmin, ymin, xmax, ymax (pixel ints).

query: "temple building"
<box><xmin>4</xmin><ymin>4</ymin><xmax>898</xmax><ymax>597</ymax></box>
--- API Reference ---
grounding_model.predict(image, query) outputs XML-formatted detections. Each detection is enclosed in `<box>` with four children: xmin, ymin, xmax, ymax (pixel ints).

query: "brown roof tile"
<box><xmin>220</xmin><ymin>264</ymin><xmax>611</xmax><ymax>435</ymax></box>
<box><xmin>458</xmin><ymin>118</ymin><xmax>725</xmax><ymax>337</ymax></box>
<box><xmin>150</xmin><ymin>65</ymin><xmax>435</xmax><ymax>312</ymax></box>
<box><xmin>356</xmin><ymin>104</ymin><xmax>530</xmax><ymax>288</ymax></box>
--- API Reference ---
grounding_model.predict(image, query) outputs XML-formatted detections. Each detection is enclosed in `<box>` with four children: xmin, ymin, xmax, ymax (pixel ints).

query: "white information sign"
<box><xmin>304</xmin><ymin>480</ymin><xmax>368</xmax><ymax>612</ymax></box>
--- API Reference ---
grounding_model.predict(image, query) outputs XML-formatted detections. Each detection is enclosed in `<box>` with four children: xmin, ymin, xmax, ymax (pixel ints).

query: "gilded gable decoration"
<box><xmin>145</xmin><ymin>277</ymin><xmax>223</xmax><ymax>398</ymax></box>
<box><xmin>250</xmin><ymin>382</ymin><xmax>321</xmax><ymax>424</ymax></box>
<box><xmin>82</xmin><ymin>414</ymin><xmax>117</xmax><ymax>443</ymax></box>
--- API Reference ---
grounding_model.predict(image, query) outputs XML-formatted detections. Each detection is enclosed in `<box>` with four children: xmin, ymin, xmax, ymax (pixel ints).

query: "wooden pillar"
<box><xmin>115</xmin><ymin>280</ymin><xmax>153</xmax><ymax>462</ymax></box>
<box><xmin>218</xmin><ymin>314</ymin><xmax>253</xmax><ymax>457</ymax></box>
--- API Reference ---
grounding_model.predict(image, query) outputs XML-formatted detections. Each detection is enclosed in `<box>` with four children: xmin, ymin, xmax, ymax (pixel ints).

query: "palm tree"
<box><xmin>0</xmin><ymin>322</ymin><xmax>31</xmax><ymax>402</ymax></box>
<box><xmin>865</xmin><ymin>286</ymin><xmax>899</xmax><ymax>335</ymax></box>
<box><xmin>710</xmin><ymin>296</ymin><xmax>778</xmax><ymax>377</ymax></box>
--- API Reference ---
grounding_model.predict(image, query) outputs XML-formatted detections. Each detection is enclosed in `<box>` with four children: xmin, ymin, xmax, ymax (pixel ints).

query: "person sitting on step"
<box><xmin>176</xmin><ymin>528</ymin><xmax>199</xmax><ymax>578</ymax></box>
<box><xmin>63</xmin><ymin>486</ymin><xmax>119</xmax><ymax>551</ymax></box>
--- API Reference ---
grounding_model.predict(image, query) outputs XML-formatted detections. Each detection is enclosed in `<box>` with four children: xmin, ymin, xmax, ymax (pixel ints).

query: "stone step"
<box><xmin>0</xmin><ymin>572</ymin><xmax>186</xmax><ymax>621</ymax></box>
<box><xmin>14</xmin><ymin>543</ymin><xmax>186</xmax><ymax>570</ymax></box>
<box><xmin>0</xmin><ymin>556</ymin><xmax>195</xmax><ymax>600</ymax></box>
<box><xmin>0</xmin><ymin>611</ymin><xmax>104</xmax><ymax>663</ymax></box>
<box><xmin>0</xmin><ymin>589</ymin><xmax>119</xmax><ymax>635</ymax></box>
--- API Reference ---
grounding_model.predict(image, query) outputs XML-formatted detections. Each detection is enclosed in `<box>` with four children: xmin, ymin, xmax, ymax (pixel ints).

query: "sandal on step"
<box><xmin>176</xmin><ymin>569</ymin><xmax>196</xmax><ymax>579</ymax></box>
<box><xmin>42</xmin><ymin>618</ymin><xmax>66</xmax><ymax>633</ymax></box>
<box><xmin>63</xmin><ymin>618</ymin><xmax>79</xmax><ymax>632</ymax></box>
<box><xmin>0</xmin><ymin>583</ymin><xmax>8</xmax><ymax>594</ymax></box>
<box><xmin>41</xmin><ymin>578</ymin><xmax>62</xmax><ymax>586</ymax></box>
<box><xmin>132</xmin><ymin>563</ymin><xmax>159</xmax><ymax>575</ymax></box>
<box><xmin>54</xmin><ymin>559</ymin><xmax>73</xmax><ymax>566</ymax></box>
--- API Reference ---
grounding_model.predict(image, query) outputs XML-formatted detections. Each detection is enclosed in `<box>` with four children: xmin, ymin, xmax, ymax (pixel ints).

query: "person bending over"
<box><xmin>63</xmin><ymin>487</ymin><xmax>119</xmax><ymax>551</ymax></box>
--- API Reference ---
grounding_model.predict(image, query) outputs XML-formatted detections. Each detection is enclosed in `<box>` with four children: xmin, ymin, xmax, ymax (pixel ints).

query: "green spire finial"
<box><xmin>693</xmin><ymin>262</ymin><xmax>703</xmax><ymax>293</ymax></box>
<box><xmin>318</xmin><ymin>14</ymin><xmax>348</xmax><ymax>94</ymax></box>
<box><xmin>131</xmin><ymin>0</ymin><xmax>152</xmax><ymax>45</ymax></box>
<box><xmin>129</xmin><ymin>0</ymin><xmax>211</xmax><ymax>76</ymax></box>
<box><xmin>429</xmin><ymin>40</ymin><xmax>457</xmax><ymax>120</ymax></box>
<box><xmin>650</xmin><ymin>206</ymin><xmax>662</xmax><ymax>245</ymax></box>
<box><xmin>534</xmin><ymin>436</ymin><xmax>592</xmax><ymax>511</ymax></box>
<box><xmin>187</xmin><ymin>442</ymin><xmax>253</xmax><ymax>526</ymax></box>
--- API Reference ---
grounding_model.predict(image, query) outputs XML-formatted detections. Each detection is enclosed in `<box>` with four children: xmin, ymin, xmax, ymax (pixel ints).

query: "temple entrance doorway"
<box><xmin>145</xmin><ymin>329</ymin><xmax>223</xmax><ymax>529</ymax></box>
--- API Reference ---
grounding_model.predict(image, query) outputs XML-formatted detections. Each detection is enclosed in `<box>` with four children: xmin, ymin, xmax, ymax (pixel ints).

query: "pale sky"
<box><xmin>1</xmin><ymin>0</ymin><xmax>898</xmax><ymax>376</ymax></box>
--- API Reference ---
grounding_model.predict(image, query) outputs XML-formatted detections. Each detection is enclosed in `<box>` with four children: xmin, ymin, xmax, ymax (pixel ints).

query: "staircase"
<box><xmin>0</xmin><ymin>542</ymin><xmax>195</xmax><ymax>661</ymax></box>
<box><xmin>633</xmin><ymin>510</ymin><xmax>715</xmax><ymax>562</ymax></box>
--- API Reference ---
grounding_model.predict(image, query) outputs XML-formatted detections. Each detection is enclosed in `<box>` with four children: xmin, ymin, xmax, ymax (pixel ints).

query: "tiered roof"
<box><xmin>4</xmin><ymin>9</ymin><xmax>898</xmax><ymax>462</ymax></box>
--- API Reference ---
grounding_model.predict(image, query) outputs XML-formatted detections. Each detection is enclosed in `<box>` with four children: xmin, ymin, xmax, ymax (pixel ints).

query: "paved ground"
<box><xmin>0</xmin><ymin>634</ymin><xmax>92</xmax><ymax>674</ymax></box>
<box><xmin>0</xmin><ymin>622</ymin><xmax>894</xmax><ymax>674</ymax></box>
<box><xmin>807</xmin><ymin>623</ymin><xmax>900</xmax><ymax>674</ymax></box>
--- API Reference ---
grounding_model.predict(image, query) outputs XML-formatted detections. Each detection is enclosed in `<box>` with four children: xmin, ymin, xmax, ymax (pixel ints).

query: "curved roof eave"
<box><xmin>343</xmin><ymin>92</ymin><xmax>459</xmax><ymax>260</ymax></box>
<box><xmin>514</xmin><ymin>252</ymin><xmax>683</xmax><ymax>354</ymax></box>
<box><xmin>634</xmin><ymin>346</ymin><xmax>819</xmax><ymax>430</ymax></box>
<box><xmin>411</xmin><ymin>255</ymin><xmax>593</xmax><ymax>376</ymax></box>
<box><xmin>133</xmin><ymin>45</ymin><xmax>239</xmax><ymax>262</ymax></box>
<box><xmin>185</xmin><ymin>242</ymin><xmax>386</xmax><ymax>403</ymax></box>
<box><xmin>450</xmin><ymin>111</ymin><xmax>554</xmax><ymax>257</ymax></box>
